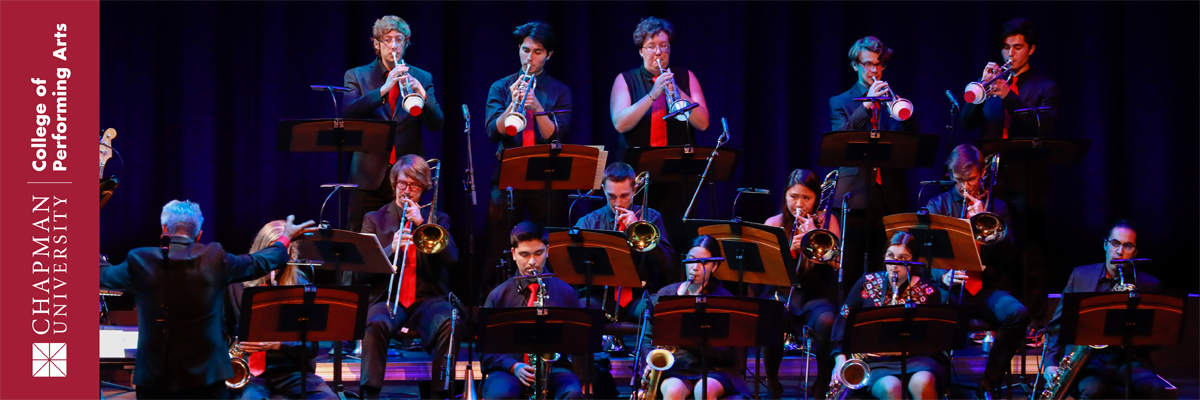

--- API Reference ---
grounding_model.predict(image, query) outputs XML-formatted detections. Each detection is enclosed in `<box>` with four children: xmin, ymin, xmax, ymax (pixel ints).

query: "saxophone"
<box><xmin>521</xmin><ymin>274</ymin><xmax>560</xmax><ymax>400</ymax></box>
<box><xmin>827</xmin><ymin>355</ymin><xmax>871</xmax><ymax>399</ymax></box>
<box><xmin>226</xmin><ymin>336</ymin><xmax>251</xmax><ymax>389</ymax></box>
<box><xmin>1039</xmin><ymin>265</ymin><xmax>1135</xmax><ymax>399</ymax></box>
<box><xmin>631</xmin><ymin>348</ymin><xmax>676</xmax><ymax>400</ymax></box>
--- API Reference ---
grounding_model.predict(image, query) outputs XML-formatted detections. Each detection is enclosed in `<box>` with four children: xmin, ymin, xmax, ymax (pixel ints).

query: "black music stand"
<box><xmin>498</xmin><ymin>143</ymin><xmax>608</xmax><ymax>228</ymax></box>
<box><xmin>477</xmin><ymin>306</ymin><xmax>608</xmax><ymax>397</ymax></box>
<box><xmin>546</xmin><ymin>228</ymin><xmax>643</xmax><ymax>309</ymax></box>
<box><xmin>292</xmin><ymin>229</ymin><xmax>391</xmax><ymax>396</ymax></box>
<box><xmin>278</xmin><ymin>119</ymin><xmax>395</xmax><ymax>228</ymax></box>
<box><xmin>1058</xmin><ymin>291</ymin><xmax>1187</xmax><ymax>400</ymax></box>
<box><xmin>842</xmin><ymin>304</ymin><xmax>972</xmax><ymax>400</ymax></box>
<box><xmin>624</xmin><ymin>146</ymin><xmax>741</xmax><ymax>184</ymax></box>
<box><xmin>239</xmin><ymin>285</ymin><xmax>369</xmax><ymax>397</ymax></box>
<box><xmin>654</xmin><ymin>296</ymin><xmax>784</xmax><ymax>400</ymax></box>
<box><xmin>883</xmin><ymin>212</ymin><xmax>984</xmax><ymax>303</ymax></box>
<box><xmin>682</xmin><ymin>219</ymin><xmax>795</xmax><ymax>295</ymax></box>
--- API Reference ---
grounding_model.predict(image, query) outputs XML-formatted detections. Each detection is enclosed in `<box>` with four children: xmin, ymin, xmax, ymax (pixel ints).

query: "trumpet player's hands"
<box><xmin>239</xmin><ymin>341</ymin><xmax>281</xmax><ymax>353</ymax></box>
<box><xmin>281</xmin><ymin>215</ymin><xmax>319</xmax><ymax>240</ymax></box>
<box><xmin>512</xmin><ymin>363</ymin><xmax>536</xmax><ymax>386</ymax></box>
<box><xmin>614</xmin><ymin>206</ymin><xmax>640</xmax><ymax>227</ymax></box>
<box><xmin>380</xmin><ymin>63</ymin><xmax>410</xmax><ymax>98</ymax></box>
<box><xmin>990</xmin><ymin>78</ymin><xmax>1012</xmax><ymax>99</ymax></box>
<box><xmin>981</xmin><ymin>62</ymin><xmax>1001</xmax><ymax>82</ymax></box>
<box><xmin>648</xmin><ymin>71</ymin><xmax>675</xmax><ymax>101</ymax></box>
<box><xmin>403</xmin><ymin>74</ymin><xmax>427</xmax><ymax>99</ymax></box>
<box><xmin>864</xmin><ymin>79</ymin><xmax>889</xmax><ymax>110</ymax></box>
<box><xmin>981</xmin><ymin>62</ymin><xmax>1012</xmax><ymax>99</ymax></box>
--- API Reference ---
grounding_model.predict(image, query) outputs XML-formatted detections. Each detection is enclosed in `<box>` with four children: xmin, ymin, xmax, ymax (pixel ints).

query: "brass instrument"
<box><xmin>963</xmin><ymin>153</ymin><xmax>1007</xmax><ymax>245</ymax></box>
<box><xmin>873</xmin><ymin>76</ymin><xmax>913</xmax><ymax>121</ymax></box>
<box><xmin>631</xmin><ymin>348</ymin><xmax>676</xmax><ymax>400</ymax></box>
<box><xmin>800</xmin><ymin>170</ymin><xmax>841</xmax><ymax>263</ymax></box>
<box><xmin>411</xmin><ymin>159</ymin><xmax>449</xmax><ymax>255</ymax></box>
<box><xmin>226</xmin><ymin>337</ymin><xmax>251</xmax><ymax>389</ymax></box>
<box><xmin>521</xmin><ymin>274</ymin><xmax>561</xmax><ymax>400</ymax></box>
<box><xmin>621</xmin><ymin>171</ymin><xmax>661</xmax><ymax>253</ymax></box>
<box><xmin>384</xmin><ymin>193</ymin><xmax>413</xmax><ymax>318</ymax></box>
<box><xmin>504</xmin><ymin>64</ymin><xmax>538</xmax><ymax>135</ymax></box>
<box><xmin>827</xmin><ymin>354</ymin><xmax>871</xmax><ymax>399</ymax></box>
<box><xmin>1039</xmin><ymin>267</ymin><xmax>1135</xmax><ymax>399</ymax></box>
<box><xmin>890</xmin><ymin>272</ymin><xmax>901</xmax><ymax>306</ymax></box>
<box><xmin>963</xmin><ymin>59</ymin><xmax>1015</xmax><ymax>105</ymax></box>
<box><xmin>392</xmin><ymin>53</ymin><xmax>425</xmax><ymax>117</ymax></box>
<box><xmin>655</xmin><ymin>58</ymin><xmax>698</xmax><ymax>121</ymax></box>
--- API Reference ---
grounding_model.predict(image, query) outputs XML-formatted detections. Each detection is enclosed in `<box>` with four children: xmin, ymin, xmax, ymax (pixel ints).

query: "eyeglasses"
<box><xmin>642</xmin><ymin>44</ymin><xmax>671</xmax><ymax>53</ymax></box>
<box><xmin>857</xmin><ymin>60</ymin><xmax>886</xmax><ymax>70</ymax></box>
<box><xmin>395</xmin><ymin>181</ymin><xmax>422</xmax><ymax>192</ymax></box>
<box><xmin>1106</xmin><ymin>239</ymin><xmax>1137</xmax><ymax>252</ymax></box>
<box><xmin>885</xmin><ymin>254</ymin><xmax>913</xmax><ymax>261</ymax></box>
<box><xmin>376</xmin><ymin>35</ymin><xmax>409</xmax><ymax>47</ymax></box>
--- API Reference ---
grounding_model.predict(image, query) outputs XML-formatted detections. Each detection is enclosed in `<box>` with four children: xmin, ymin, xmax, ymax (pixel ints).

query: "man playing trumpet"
<box><xmin>924</xmin><ymin>144</ymin><xmax>1027</xmax><ymax>399</ymax></box>
<box><xmin>355</xmin><ymin>155</ymin><xmax>461</xmax><ymax>399</ymax></box>
<box><xmin>480</xmin><ymin>221</ymin><xmax>584</xmax><ymax>399</ymax></box>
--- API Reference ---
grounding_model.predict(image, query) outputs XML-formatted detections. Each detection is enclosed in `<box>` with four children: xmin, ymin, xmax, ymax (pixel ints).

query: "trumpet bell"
<box><xmin>838</xmin><ymin>358</ymin><xmax>871</xmax><ymax>390</ymax></box>
<box><xmin>403</xmin><ymin>94</ymin><xmax>425</xmax><ymax>116</ymax></box>
<box><xmin>969</xmin><ymin>212</ymin><xmax>1007</xmax><ymax>245</ymax></box>
<box><xmin>625</xmin><ymin>220</ymin><xmax>660</xmax><ymax>252</ymax></box>
<box><xmin>800</xmin><ymin>229</ymin><xmax>840</xmax><ymax>264</ymax></box>
<box><xmin>964</xmin><ymin>82</ymin><xmax>989</xmax><ymax>105</ymax></box>
<box><xmin>669</xmin><ymin>100</ymin><xmax>692</xmax><ymax>121</ymax></box>
<box><xmin>412</xmin><ymin>223</ymin><xmax>450</xmax><ymax>254</ymax></box>
<box><xmin>503</xmin><ymin>113</ymin><xmax>527</xmax><ymax>136</ymax></box>
<box><xmin>888</xmin><ymin>98</ymin><xmax>913</xmax><ymax>121</ymax></box>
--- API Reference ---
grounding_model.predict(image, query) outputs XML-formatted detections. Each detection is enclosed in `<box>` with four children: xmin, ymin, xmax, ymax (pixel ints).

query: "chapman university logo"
<box><xmin>33</xmin><ymin>343</ymin><xmax>66</xmax><ymax>377</ymax></box>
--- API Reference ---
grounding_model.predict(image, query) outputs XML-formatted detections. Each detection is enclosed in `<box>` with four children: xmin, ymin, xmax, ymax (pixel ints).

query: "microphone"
<box><xmin>311</xmin><ymin>85</ymin><xmax>350</xmax><ymax>93</ymax></box>
<box><xmin>944</xmin><ymin>90</ymin><xmax>960</xmax><ymax>110</ymax></box>
<box><xmin>568</xmin><ymin>194</ymin><xmax>604</xmax><ymax>200</ymax></box>
<box><xmin>842</xmin><ymin>192</ymin><xmax>852</xmax><ymax>206</ymax></box>
<box><xmin>921</xmin><ymin>180</ymin><xmax>956</xmax><ymax>186</ymax></box>
<box><xmin>737</xmin><ymin>187</ymin><xmax>770</xmax><ymax>195</ymax></box>
<box><xmin>462</xmin><ymin>104</ymin><xmax>471</xmax><ymax>129</ymax></box>
<box><xmin>884</xmin><ymin>260</ymin><xmax>928</xmax><ymax>268</ymax></box>
<box><xmin>720</xmin><ymin>117</ymin><xmax>730</xmax><ymax>142</ymax></box>
<box><xmin>506</xmin><ymin>187</ymin><xmax>514</xmax><ymax>208</ymax></box>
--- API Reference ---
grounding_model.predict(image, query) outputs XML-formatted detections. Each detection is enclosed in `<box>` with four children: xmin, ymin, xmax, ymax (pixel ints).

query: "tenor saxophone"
<box><xmin>631</xmin><ymin>348</ymin><xmax>676</xmax><ymax>400</ymax></box>
<box><xmin>1040</xmin><ymin>268</ymin><xmax>1135</xmax><ymax>399</ymax></box>
<box><xmin>826</xmin><ymin>354</ymin><xmax>871</xmax><ymax>399</ymax></box>
<box><xmin>225</xmin><ymin>338</ymin><xmax>250</xmax><ymax>389</ymax></box>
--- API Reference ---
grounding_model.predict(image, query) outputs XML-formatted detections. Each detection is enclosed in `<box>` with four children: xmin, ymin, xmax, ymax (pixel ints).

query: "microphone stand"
<box><xmin>683</xmin><ymin>118</ymin><xmax>730</xmax><ymax>219</ymax></box>
<box><xmin>462</xmin><ymin>105</ymin><xmax>479</xmax><ymax>305</ymax></box>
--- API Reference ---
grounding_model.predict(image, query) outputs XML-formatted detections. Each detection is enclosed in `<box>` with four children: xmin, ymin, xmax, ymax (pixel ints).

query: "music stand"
<box><xmin>1058</xmin><ymin>291</ymin><xmax>1187</xmax><ymax>400</ymax></box>
<box><xmin>498</xmin><ymin>143</ymin><xmax>607</xmax><ymax>227</ymax></box>
<box><xmin>624</xmin><ymin>146</ymin><xmax>741</xmax><ymax>184</ymax></box>
<box><xmin>654</xmin><ymin>296</ymin><xmax>784</xmax><ymax>400</ymax></box>
<box><xmin>842</xmin><ymin>304</ymin><xmax>972</xmax><ymax>400</ymax></box>
<box><xmin>546</xmin><ymin>228</ymin><xmax>643</xmax><ymax>307</ymax></box>
<box><xmin>683</xmin><ymin>219</ymin><xmax>795</xmax><ymax>294</ymax></box>
<box><xmin>278</xmin><ymin>118</ymin><xmax>395</xmax><ymax>228</ymax></box>
<box><xmin>239</xmin><ymin>285</ymin><xmax>369</xmax><ymax>396</ymax></box>
<box><xmin>883</xmin><ymin>212</ymin><xmax>984</xmax><ymax>303</ymax></box>
<box><xmin>477</xmin><ymin>306</ymin><xmax>608</xmax><ymax>397</ymax></box>
<box><xmin>292</xmin><ymin>229</ymin><xmax>392</xmax><ymax>395</ymax></box>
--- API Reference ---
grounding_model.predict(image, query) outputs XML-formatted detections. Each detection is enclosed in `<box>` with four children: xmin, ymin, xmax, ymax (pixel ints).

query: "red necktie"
<box><xmin>399</xmin><ymin>221</ymin><xmax>417</xmax><ymax>308</ymax></box>
<box><xmin>249</xmin><ymin>351</ymin><xmax>266</xmax><ymax>376</ymax></box>
<box><xmin>1009</xmin><ymin>75</ymin><xmax>1019</xmax><ymax>96</ymax></box>
<box><xmin>1001</xmin><ymin>76</ymin><xmax>1018</xmax><ymax>140</ymax></box>
<box><xmin>387</xmin><ymin>86</ymin><xmax>400</xmax><ymax>164</ymax></box>
<box><xmin>526</xmin><ymin>283</ymin><xmax>540</xmax><ymax>307</ymax></box>
<box><xmin>965</xmin><ymin>243</ymin><xmax>982</xmax><ymax>295</ymax></box>
<box><xmin>522</xmin><ymin>110</ymin><xmax>535</xmax><ymax>147</ymax></box>
<box><xmin>614</xmin><ymin>216</ymin><xmax>634</xmax><ymax>308</ymax></box>
<box><xmin>650</xmin><ymin>78</ymin><xmax>668</xmax><ymax>147</ymax></box>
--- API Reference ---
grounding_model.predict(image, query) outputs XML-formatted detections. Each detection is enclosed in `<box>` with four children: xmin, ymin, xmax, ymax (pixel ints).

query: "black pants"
<box><xmin>944</xmin><ymin>287</ymin><xmax>1030</xmax><ymax>391</ymax></box>
<box><xmin>359</xmin><ymin>298</ymin><xmax>460</xmax><ymax>397</ymax></box>
<box><xmin>764</xmin><ymin>299</ymin><xmax>837</xmax><ymax>399</ymax></box>
<box><xmin>482</xmin><ymin>186</ymin><xmax>562</xmax><ymax>298</ymax></box>
<box><xmin>1074</xmin><ymin>354</ymin><xmax>1166</xmax><ymax>399</ymax></box>
<box><xmin>136</xmin><ymin>380</ymin><xmax>227</xmax><ymax>399</ymax></box>
<box><xmin>481</xmin><ymin>367</ymin><xmax>584</xmax><ymax>399</ymax></box>
<box><xmin>238</xmin><ymin>371</ymin><xmax>336</xmax><ymax>400</ymax></box>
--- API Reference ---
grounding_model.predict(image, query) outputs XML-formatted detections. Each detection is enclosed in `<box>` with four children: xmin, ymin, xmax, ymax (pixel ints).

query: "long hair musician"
<box><xmin>829</xmin><ymin>232</ymin><xmax>945</xmax><ymax>400</ymax></box>
<box><xmin>634</xmin><ymin>235</ymin><xmax>749</xmax><ymax>400</ymax></box>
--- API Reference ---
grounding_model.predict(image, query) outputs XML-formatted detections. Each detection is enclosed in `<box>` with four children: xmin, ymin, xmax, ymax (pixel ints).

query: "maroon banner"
<box><xmin>0</xmin><ymin>1</ymin><xmax>100</xmax><ymax>398</ymax></box>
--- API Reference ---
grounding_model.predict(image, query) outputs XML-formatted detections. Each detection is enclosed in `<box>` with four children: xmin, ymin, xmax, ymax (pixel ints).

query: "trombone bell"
<box><xmin>626</xmin><ymin>221</ymin><xmax>660</xmax><ymax>253</ymax></box>
<box><xmin>412</xmin><ymin>223</ymin><xmax>450</xmax><ymax>254</ymax></box>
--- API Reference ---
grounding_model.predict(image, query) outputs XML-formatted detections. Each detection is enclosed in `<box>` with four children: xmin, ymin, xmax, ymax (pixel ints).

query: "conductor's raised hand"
<box><xmin>282</xmin><ymin>215</ymin><xmax>318</xmax><ymax>240</ymax></box>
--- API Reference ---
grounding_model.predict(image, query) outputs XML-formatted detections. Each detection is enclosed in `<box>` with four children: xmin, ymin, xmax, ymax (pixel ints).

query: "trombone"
<box><xmin>384</xmin><ymin>159</ymin><xmax>449</xmax><ymax>317</ymax></box>
<box><xmin>800</xmin><ymin>170</ymin><xmax>841</xmax><ymax>264</ymax></box>
<box><xmin>392</xmin><ymin>52</ymin><xmax>425</xmax><ymax>117</ymax></box>
<box><xmin>962</xmin><ymin>153</ymin><xmax>1007</xmax><ymax>245</ymax></box>
<box><xmin>963</xmin><ymin>59</ymin><xmax>1014</xmax><ymax>105</ymax></box>
<box><xmin>503</xmin><ymin>64</ymin><xmax>538</xmax><ymax>135</ymax></box>
<box><xmin>619</xmin><ymin>171</ymin><xmax>661</xmax><ymax>253</ymax></box>
<box><xmin>654</xmin><ymin>58</ymin><xmax>699</xmax><ymax>121</ymax></box>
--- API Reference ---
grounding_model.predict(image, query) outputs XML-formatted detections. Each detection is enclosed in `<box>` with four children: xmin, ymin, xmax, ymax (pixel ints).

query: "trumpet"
<box><xmin>655</xmin><ymin>58</ymin><xmax>699</xmax><ymax>121</ymax></box>
<box><xmin>504</xmin><ymin>64</ymin><xmax>538</xmax><ymax>135</ymax></box>
<box><xmin>827</xmin><ymin>355</ymin><xmax>871</xmax><ymax>399</ymax></box>
<box><xmin>631</xmin><ymin>348</ymin><xmax>676</xmax><ymax>400</ymax></box>
<box><xmin>392</xmin><ymin>54</ymin><xmax>425</xmax><ymax>116</ymax></box>
<box><xmin>226</xmin><ymin>337</ymin><xmax>251</xmax><ymax>389</ymax></box>
<box><xmin>962</xmin><ymin>153</ymin><xmax>1007</xmax><ymax>245</ymax></box>
<box><xmin>873</xmin><ymin>77</ymin><xmax>913</xmax><ymax>121</ymax></box>
<box><xmin>963</xmin><ymin>59</ymin><xmax>1014</xmax><ymax>105</ymax></box>
<box><xmin>800</xmin><ymin>170</ymin><xmax>841</xmax><ymax>264</ymax></box>
<box><xmin>619</xmin><ymin>171</ymin><xmax>660</xmax><ymax>253</ymax></box>
<box><xmin>411</xmin><ymin>159</ymin><xmax>450</xmax><ymax>255</ymax></box>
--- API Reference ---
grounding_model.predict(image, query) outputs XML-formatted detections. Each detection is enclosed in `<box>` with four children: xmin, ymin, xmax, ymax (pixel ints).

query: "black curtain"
<box><xmin>100</xmin><ymin>1</ymin><xmax>1200</xmax><ymax>304</ymax></box>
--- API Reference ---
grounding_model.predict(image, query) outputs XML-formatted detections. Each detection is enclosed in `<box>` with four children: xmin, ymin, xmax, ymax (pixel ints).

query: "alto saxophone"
<box><xmin>225</xmin><ymin>336</ymin><xmax>251</xmax><ymax>389</ymax></box>
<box><xmin>1039</xmin><ymin>265</ymin><xmax>1135</xmax><ymax>399</ymax></box>
<box><xmin>520</xmin><ymin>273</ymin><xmax>560</xmax><ymax>400</ymax></box>
<box><xmin>827</xmin><ymin>355</ymin><xmax>871</xmax><ymax>399</ymax></box>
<box><xmin>631</xmin><ymin>348</ymin><xmax>676</xmax><ymax>400</ymax></box>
